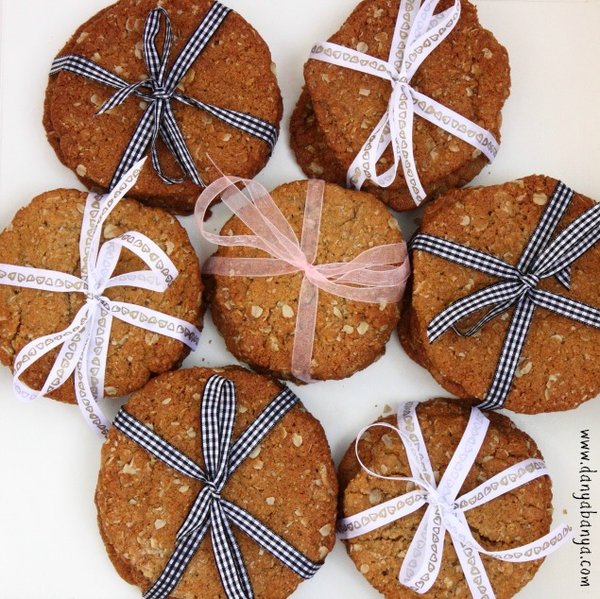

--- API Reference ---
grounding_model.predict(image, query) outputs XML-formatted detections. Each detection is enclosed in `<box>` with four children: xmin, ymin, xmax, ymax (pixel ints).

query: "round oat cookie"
<box><xmin>95</xmin><ymin>366</ymin><xmax>338</xmax><ymax>598</ymax></box>
<box><xmin>402</xmin><ymin>176</ymin><xmax>600</xmax><ymax>413</ymax></box>
<box><xmin>44</xmin><ymin>0</ymin><xmax>283</xmax><ymax>214</ymax></box>
<box><xmin>206</xmin><ymin>180</ymin><xmax>405</xmax><ymax>383</ymax></box>
<box><xmin>339</xmin><ymin>398</ymin><xmax>553</xmax><ymax>598</ymax></box>
<box><xmin>0</xmin><ymin>189</ymin><xmax>202</xmax><ymax>405</ymax></box>
<box><xmin>303</xmin><ymin>0</ymin><xmax>510</xmax><ymax>210</ymax></box>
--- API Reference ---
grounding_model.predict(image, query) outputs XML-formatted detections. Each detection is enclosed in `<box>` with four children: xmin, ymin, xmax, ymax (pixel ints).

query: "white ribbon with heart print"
<box><xmin>337</xmin><ymin>402</ymin><xmax>572</xmax><ymax>598</ymax></box>
<box><xmin>0</xmin><ymin>159</ymin><xmax>200</xmax><ymax>437</ymax></box>
<box><xmin>309</xmin><ymin>0</ymin><xmax>499</xmax><ymax>205</ymax></box>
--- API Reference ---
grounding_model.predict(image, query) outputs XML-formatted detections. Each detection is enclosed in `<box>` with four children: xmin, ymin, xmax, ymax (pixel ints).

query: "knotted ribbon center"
<box><xmin>149</xmin><ymin>84</ymin><xmax>172</xmax><ymax>101</ymax></box>
<box><xmin>518</xmin><ymin>272</ymin><xmax>541</xmax><ymax>291</ymax></box>
<box><xmin>0</xmin><ymin>160</ymin><xmax>201</xmax><ymax>436</ymax></box>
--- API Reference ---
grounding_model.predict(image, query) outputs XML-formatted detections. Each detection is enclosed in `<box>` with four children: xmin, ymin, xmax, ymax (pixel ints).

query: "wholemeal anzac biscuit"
<box><xmin>339</xmin><ymin>398</ymin><xmax>553</xmax><ymax>598</ymax></box>
<box><xmin>206</xmin><ymin>180</ymin><xmax>404</xmax><ymax>383</ymax></box>
<box><xmin>44</xmin><ymin>0</ymin><xmax>283</xmax><ymax>214</ymax></box>
<box><xmin>96</xmin><ymin>366</ymin><xmax>338</xmax><ymax>598</ymax></box>
<box><xmin>290</xmin><ymin>87</ymin><xmax>350</xmax><ymax>187</ymax></box>
<box><xmin>401</xmin><ymin>176</ymin><xmax>600</xmax><ymax>413</ymax></box>
<box><xmin>302</xmin><ymin>0</ymin><xmax>510</xmax><ymax>211</ymax></box>
<box><xmin>290</xmin><ymin>87</ymin><xmax>400</xmax><ymax>209</ymax></box>
<box><xmin>0</xmin><ymin>189</ymin><xmax>202</xmax><ymax>404</ymax></box>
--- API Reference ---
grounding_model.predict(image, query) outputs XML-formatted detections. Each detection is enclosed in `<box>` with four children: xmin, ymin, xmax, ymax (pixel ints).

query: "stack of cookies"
<box><xmin>0</xmin><ymin>183</ymin><xmax>203</xmax><ymax>406</ymax></box>
<box><xmin>338</xmin><ymin>399</ymin><xmax>564</xmax><ymax>598</ymax></box>
<box><xmin>198</xmin><ymin>178</ymin><xmax>409</xmax><ymax>384</ymax></box>
<box><xmin>291</xmin><ymin>0</ymin><xmax>510</xmax><ymax>211</ymax></box>
<box><xmin>401</xmin><ymin>176</ymin><xmax>600</xmax><ymax>413</ymax></box>
<box><xmin>44</xmin><ymin>0</ymin><xmax>283</xmax><ymax>214</ymax></box>
<box><xmin>97</xmin><ymin>367</ymin><xmax>338</xmax><ymax>597</ymax></box>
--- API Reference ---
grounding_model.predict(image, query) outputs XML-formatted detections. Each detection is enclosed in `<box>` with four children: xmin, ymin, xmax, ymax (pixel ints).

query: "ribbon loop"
<box><xmin>0</xmin><ymin>159</ymin><xmax>201</xmax><ymax>436</ymax></box>
<box><xmin>196</xmin><ymin>175</ymin><xmax>410</xmax><ymax>383</ymax></box>
<box><xmin>98</xmin><ymin>80</ymin><xmax>148</xmax><ymax>115</ymax></box>
<box><xmin>337</xmin><ymin>402</ymin><xmax>572</xmax><ymax>597</ymax></box>
<box><xmin>309</xmin><ymin>0</ymin><xmax>499</xmax><ymax>206</ymax></box>
<box><xmin>114</xmin><ymin>375</ymin><xmax>323</xmax><ymax>599</ymax></box>
<box><xmin>143</xmin><ymin>8</ymin><xmax>173</xmax><ymax>85</ymax></box>
<box><xmin>412</xmin><ymin>181</ymin><xmax>600</xmax><ymax>411</ymax></box>
<box><xmin>201</xmin><ymin>375</ymin><xmax>236</xmax><ymax>492</ymax></box>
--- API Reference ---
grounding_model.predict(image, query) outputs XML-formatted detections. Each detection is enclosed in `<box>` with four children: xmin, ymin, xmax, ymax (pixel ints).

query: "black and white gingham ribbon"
<box><xmin>50</xmin><ymin>1</ymin><xmax>278</xmax><ymax>190</ymax></box>
<box><xmin>113</xmin><ymin>375</ymin><xmax>321</xmax><ymax>598</ymax></box>
<box><xmin>410</xmin><ymin>182</ymin><xmax>600</xmax><ymax>410</ymax></box>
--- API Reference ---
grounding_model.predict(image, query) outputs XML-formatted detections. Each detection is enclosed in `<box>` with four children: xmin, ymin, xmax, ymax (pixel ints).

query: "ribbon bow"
<box><xmin>0</xmin><ymin>160</ymin><xmax>200</xmax><ymax>436</ymax></box>
<box><xmin>309</xmin><ymin>0</ymin><xmax>498</xmax><ymax>205</ymax></box>
<box><xmin>411</xmin><ymin>181</ymin><xmax>600</xmax><ymax>410</ymax></box>
<box><xmin>337</xmin><ymin>402</ymin><xmax>572</xmax><ymax>598</ymax></box>
<box><xmin>195</xmin><ymin>175</ymin><xmax>410</xmax><ymax>382</ymax></box>
<box><xmin>114</xmin><ymin>375</ymin><xmax>322</xmax><ymax>599</ymax></box>
<box><xmin>50</xmin><ymin>1</ymin><xmax>278</xmax><ymax>190</ymax></box>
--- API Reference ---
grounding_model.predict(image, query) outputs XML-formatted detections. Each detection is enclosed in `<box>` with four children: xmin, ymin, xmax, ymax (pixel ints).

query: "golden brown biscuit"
<box><xmin>339</xmin><ymin>398</ymin><xmax>553</xmax><ymax>598</ymax></box>
<box><xmin>44</xmin><ymin>0</ymin><xmax>283</xmax><ymax>214</ymax></box>
<box><xmin>402</xmin><ymin>176</ymin><xmax>600</xmax><ymax>413</ymax></box>
<box><xmin>301</xmin><ymin>0</ymin><xmax>510</xmax><ymax>210</ymax></box>
<box><xmin>206</xmin><ymin>180</ymin><xmax>405</xmax><ymax>383</ymax></box>
<box><xmin>96</xmin><ymin>366</ymin><xmax>338</xmax><ymax>598</ymax></box>
<box><xmin>0</xmin><ymin>188</ymin><xmax>202</xmax><ymax>404</ymax></box>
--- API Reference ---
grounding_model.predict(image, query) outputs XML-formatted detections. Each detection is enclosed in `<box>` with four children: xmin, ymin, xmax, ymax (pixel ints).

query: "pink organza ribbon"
<box><xmin>195</xmin><ymin>176</ymin><xmax>410</xmax><ymax>382</ymax></box>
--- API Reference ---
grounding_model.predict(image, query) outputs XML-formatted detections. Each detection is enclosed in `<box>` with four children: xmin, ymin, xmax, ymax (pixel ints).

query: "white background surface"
<box><xmin>1</xmin><ymin>0</ymin><xmax>599</xmax><ymax>598</ymax></box>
